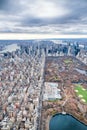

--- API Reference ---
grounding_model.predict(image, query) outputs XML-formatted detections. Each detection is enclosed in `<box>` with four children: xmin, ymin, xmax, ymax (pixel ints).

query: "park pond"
<box><xmin>49</xmin><ymin>114</ymin><xmax>87</xmax><ymax>130</ymax></box>
<box><xmin>74</xmin><ymin>68</ymin><xmax>87</xmax><ymax>76</ymax></box>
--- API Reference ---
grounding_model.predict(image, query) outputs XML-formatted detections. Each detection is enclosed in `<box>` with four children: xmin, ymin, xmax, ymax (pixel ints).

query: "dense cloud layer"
<box><xmin>0</xmin><ymin>0</ymin><xmax>87</xmax><ymax>34</ymax></box>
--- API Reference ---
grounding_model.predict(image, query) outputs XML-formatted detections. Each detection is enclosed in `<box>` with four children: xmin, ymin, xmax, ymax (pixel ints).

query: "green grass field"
<box><xmin>49</xmin><ymin>76</ymin><xmax>60</xmax><ymax>81</ymax></box>
<box><xmin>64</xmin><ymin>59</ymin><xmax>72</xmax><ymax>64</ymax></box>
<box><xmin>75</xmin><ymin>84</ymin><xmax>87</xmax><ymax>103</ymax></box>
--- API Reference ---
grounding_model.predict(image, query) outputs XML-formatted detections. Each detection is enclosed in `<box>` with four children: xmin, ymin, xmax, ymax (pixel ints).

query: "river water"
<box><xmin>49</xmin><ymin>114</ymin><xmax>87</xmax><ymax>130</ymax></box>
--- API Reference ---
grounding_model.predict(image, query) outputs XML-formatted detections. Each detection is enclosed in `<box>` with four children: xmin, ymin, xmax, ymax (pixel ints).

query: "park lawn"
<box><xmin>75</xmin><ymin>84</ymin><xmax>87</xmax><ymax>103</ymax></box>
<box><xmin>48</xmin><ymin>99</ymin><xmax>59</xmax><ymax>102</ymax></box>
<box><xmin>64</xmin><ymin>59</ymin><xmax>72</xmax><ymax>64</ymax></box>
<box><xmin>49</xmin><ymin>76</ymin><xmax>60</xmax><ymax>81</ymax></box>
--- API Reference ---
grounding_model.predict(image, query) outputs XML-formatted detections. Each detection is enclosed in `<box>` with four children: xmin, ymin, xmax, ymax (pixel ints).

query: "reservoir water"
<box><xmin>49</xmin><ymin>114</ymin><xmax>87</xmax><ymax>130</ymax></box>
<box><xmin>74</xmin><ymin>68</ymin><xmax>87</xmax><ymax>76</ymax></box>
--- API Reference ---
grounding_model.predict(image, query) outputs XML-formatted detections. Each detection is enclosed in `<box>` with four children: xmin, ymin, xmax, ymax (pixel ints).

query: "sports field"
<box><xmin>75</xmin><ymin>84</ymin><xmax>87</xmax><ymax>103</ymax></box>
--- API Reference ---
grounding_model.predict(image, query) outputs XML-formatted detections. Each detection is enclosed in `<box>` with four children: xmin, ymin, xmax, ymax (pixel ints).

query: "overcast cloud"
<box><xmin>0</xmin><ymin>0</ymin><xmax>87</xmax><ymax>34</ymax></box>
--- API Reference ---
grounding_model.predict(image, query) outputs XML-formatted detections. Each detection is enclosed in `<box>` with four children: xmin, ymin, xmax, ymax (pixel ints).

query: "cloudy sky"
<box><xmin>0</xmin><ymin>0</ymin><xmax>87</xmax><ymax>35</ymax></box>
